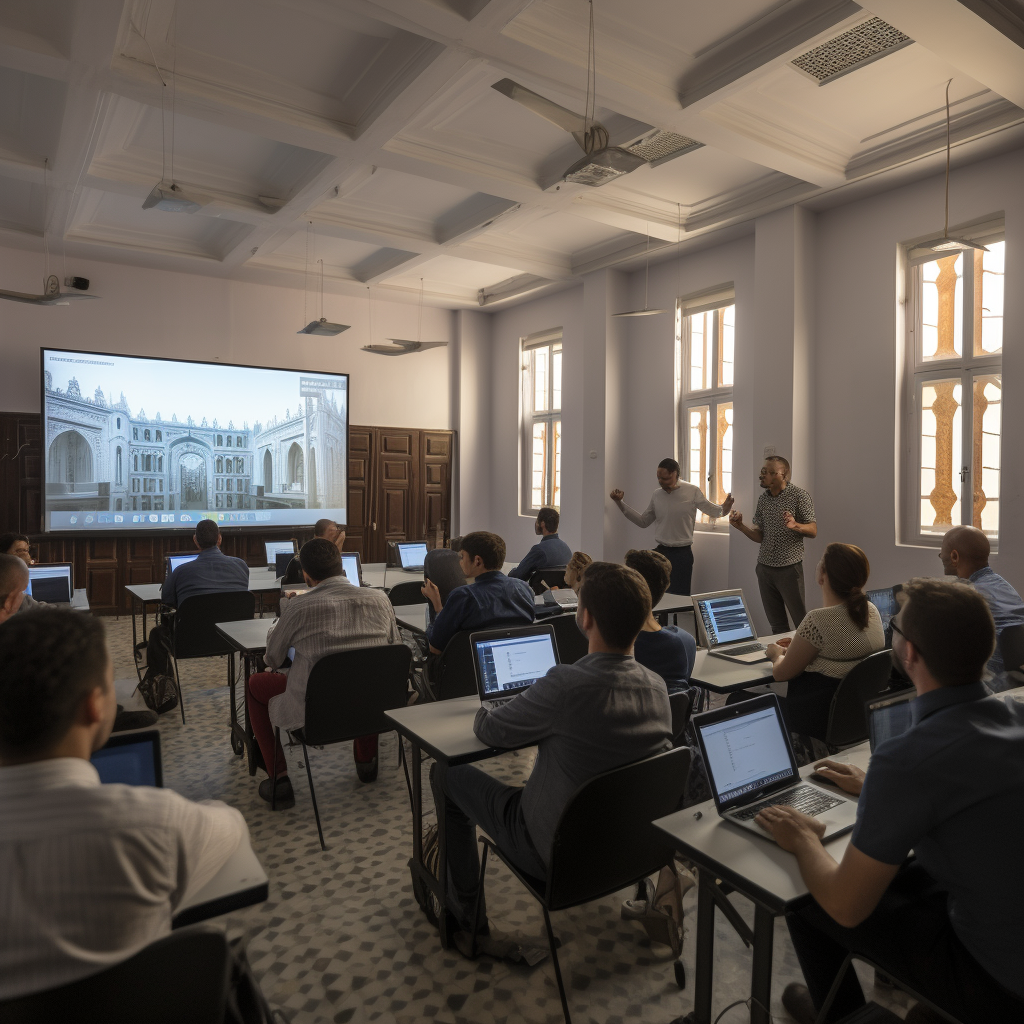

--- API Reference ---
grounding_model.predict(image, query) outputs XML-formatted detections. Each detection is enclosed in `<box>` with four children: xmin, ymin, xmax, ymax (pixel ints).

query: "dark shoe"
<box><xmin>113</xmin><ymin>706</ymin><xmax>159</xmax><ymax>731</ymax></box>
<box><xmin>781</xmin><ymin>982</ymin><xmax>817</xmax><ymax>1024</ymax></box>
<box><xmin>356</xmin><ymin>757</ymin><xmax>378</xmax><ymax>783</ymax></box>
<box><xmin>258</xmin><ymin>776</ymin><xmax>295</xmax><ymax>809</ymax></box>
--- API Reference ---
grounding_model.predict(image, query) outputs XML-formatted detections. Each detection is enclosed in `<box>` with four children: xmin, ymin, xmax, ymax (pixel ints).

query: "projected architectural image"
<box><xmin>42</xmin><ymin>350</ymin><xmax>348</xmax><ymax>532</ymax></box>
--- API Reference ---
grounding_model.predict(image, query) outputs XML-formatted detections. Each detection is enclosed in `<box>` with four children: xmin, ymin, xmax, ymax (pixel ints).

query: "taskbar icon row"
<box><xmin>60</xmin><ymin>510</ymin><xmax>271</xmax><ymax>526</ymax></box>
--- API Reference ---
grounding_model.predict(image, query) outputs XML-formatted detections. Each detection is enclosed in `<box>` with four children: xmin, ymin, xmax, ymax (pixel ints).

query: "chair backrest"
<box><xmin>423</xmin><ymin>548</ymin><xmax>467</xmax><ymax>604</ymax></box>
<box><xmin>825</xmin><ymin>650</ymin><xmax>896</xmax><ymax>748</ymax></box>
<box><xmin>546</xmin><ymin>745</ymin><xmax>691</xmax><ymax>911</ymax></box>
<box><xmin>668</xmin><ymin>689</ymin><xmax>692</xmax><ymax>746</ymax></box>
<box><xmin>549</xmin><ymin>612</ymin><xmax>589</xmax><ymax>665</ymax></box>
<box><xmin>527</xmin><ymin>566</ymin><xmax>569</xmax><ymax>596</ymax></box>
<box><xmin>998</xmin><ymin>622</ymin><xmax>1024</xmax><ymax>673</ymax></box>
<box><xmin>0</xmin><ymin>925</ymin><xmax>229</xmax><ymax>1024</ymax></box>
<box><xmin>388</xmin><ymin>580</ymin><xmax>428</xmax><ymax>607</ymax></box>
<box><xmin>301</xmin><ymin>643</ymin><xmax>413</xmax><ymax>745</ymax></box>
<box><xmin>172</xmin><ymin>591</ymin><xmax>256</xmax><ymax>660</ymax></box>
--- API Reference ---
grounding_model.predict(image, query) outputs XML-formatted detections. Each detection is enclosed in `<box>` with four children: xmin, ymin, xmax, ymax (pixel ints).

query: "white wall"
<box><xmin>0</xmin><ymin>245</ymin><xmax>453</xmax><ymax>429</ymax></box>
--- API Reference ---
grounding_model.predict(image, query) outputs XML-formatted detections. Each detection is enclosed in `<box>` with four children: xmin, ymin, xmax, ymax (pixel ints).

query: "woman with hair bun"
<box><xmin>763</xmin><ymin>542</ymin><xmax>885</xmax><ymax>742</ymax></box>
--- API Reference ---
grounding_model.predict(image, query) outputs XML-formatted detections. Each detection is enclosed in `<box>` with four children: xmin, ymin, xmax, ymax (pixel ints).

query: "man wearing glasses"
<box><xmin>755</xmin><ymin>578</ymin><xmax>1024</xmax><ymax>1024</ymax></box>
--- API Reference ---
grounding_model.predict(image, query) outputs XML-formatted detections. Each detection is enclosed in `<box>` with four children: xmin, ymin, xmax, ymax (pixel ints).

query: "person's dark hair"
<box><xmin>767</xmin><ymin>455</ymin><xmax>791</xmax><ymax>479</ymax></box>
<box><xmin>314</xmin><ymin>518</ymin><xmax>337</xmax><ymax>538</ymax></box>
<box><xmin>0</xmin><ymin>533</ymin><xmax>28</xmax><ymax>555</ymax></box>
<box><xmin>536</xmin><ymin>507</ymin><xmax>559</xmax><ymax>533</ymax></box>
<box><xmin>194</xmin><ymin>519</ymin><xmax>220</xmax><ymax>549</ymax></box>
<box><xmin>657</xmin><ymin>458</ymin><xmax>680</xmax><ymax>477</ymax></box>
<box><xmin>899</xmin><ymin>578</ymin><xmax>995</xmax><ymax>687</ymax></box>
<box><xmin>0</xmin><ymin>553</ymin><xmax>29</xmax><ymax>602</ymax></box>
<box><xmin>624</xmin><ymin>548</ymin><xmax>672</xmax><ymax>608</ymax></box>
<box><xmin>299</xmin><ymin>538</ymin><xmax>343</xmax><ymax>582</ymax></box>
<box><xmin>0</xmin><ymin>609</ymin><xmax>109</xmax><ymax>759</ymax></box>
<box><xmin>578</xmin><ymin>561</ymin><xmax>651</xmax><ymax>650</ymax></box>
<box><xmin>821</xmin><ymin>543</ymin><xmax>871</xmax><ymax>630</ymax></box>
<box><xmin>459</xmin><ymin>531</ymin><xmax>505</xmax><ymax>571</ymax></box>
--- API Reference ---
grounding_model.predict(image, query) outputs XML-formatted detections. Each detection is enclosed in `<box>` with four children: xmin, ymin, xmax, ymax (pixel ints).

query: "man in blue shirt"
<box><xmin>421</xmin><ymin>532</ymin><xmax>535</xmax><ymax>654</ymax></box>
<box><xmin>508</xmin><ymin>508</ymin><xmax>572</xmax><ymax>584</ymax></box>
<box><xmin>756</xmin><ymin>577</ymin><xmax>1024</xmax><ymax>1024</ymax></box>
<box><xmin>161</xmin><ymin>519</ymin><xmax>250</xmax><ymax>607</ymax></box>
<box><xmin>939</xmin><ymin>524</ymin><xmax>1024</xmax><ymax>675</ymax></box>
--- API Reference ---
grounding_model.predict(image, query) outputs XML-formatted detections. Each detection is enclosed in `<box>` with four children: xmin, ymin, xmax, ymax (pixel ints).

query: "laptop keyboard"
<box><xmin>732</xmin><ymin>784</ymin><xmax>844</xmax><ymax>821</ymax></box>
<box><xmin>722</xmin><ymin>642</ymin><xmax>766</xmax><ymax>656</ymax></box>
<box><xmin>484</xmin><ymin>696</ymin><xmax>515</xmax><ymax>709</ymax></box>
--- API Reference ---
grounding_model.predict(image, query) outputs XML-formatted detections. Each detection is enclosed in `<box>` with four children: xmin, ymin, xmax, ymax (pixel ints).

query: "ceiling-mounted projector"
<box><xmin>142</xmin><ymin>181</ymin><xmax>207</xmax><ymax>213</ymax></box>
<box><xmin>297</xmin><ymin>318</ymin><xmax>350</xmax><ymax>336</ymax></box>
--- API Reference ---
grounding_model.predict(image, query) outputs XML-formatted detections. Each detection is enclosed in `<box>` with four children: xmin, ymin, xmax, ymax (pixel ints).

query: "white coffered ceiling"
<box><xmin>0</xmin><ymin>0</ymin><xmax>1022</xmax><ymax>308</ymax></box>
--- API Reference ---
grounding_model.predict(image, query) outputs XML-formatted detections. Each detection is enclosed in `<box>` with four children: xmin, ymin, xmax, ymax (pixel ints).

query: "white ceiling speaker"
<box><xmin>297</xmin><ymin>224</ymin><xmax>350</xmax><ymax>336</ymax></box>
<box><xmin>491</xmin><ymin>2</ymin><xmax>699</xmax><ymax>188</ymax></box>
<box><xmin>363</xmin><ymin>279</ymin><xmax>448</xmax><ymax>356</ymax></box>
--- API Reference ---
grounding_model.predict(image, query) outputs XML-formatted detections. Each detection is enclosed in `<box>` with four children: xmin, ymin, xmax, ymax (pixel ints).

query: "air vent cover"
<box><xmin>626</xmin><ymin>130</ymin><xmax>703</xmax><ymax>166</ymax></box>
<box><xmin>791</xmin><ymin>17</ymin><xmax>912</xmax><ymax>85</ymax></box>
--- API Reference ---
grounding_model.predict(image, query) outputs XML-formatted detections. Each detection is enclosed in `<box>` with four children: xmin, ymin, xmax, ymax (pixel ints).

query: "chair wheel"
<box><xmin>674</xmin><ymin>959</ymin><xmax>686</xmax><ymax>989</ymax></box>
<box><xmin>230</xmin><ymin>732</ymin><xmax>244</xmax><ymax>756</ymax></box>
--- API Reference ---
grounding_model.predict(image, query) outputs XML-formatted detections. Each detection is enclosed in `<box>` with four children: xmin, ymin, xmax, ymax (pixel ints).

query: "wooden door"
<box><xmin>377</xmin><ymin>428</ymin><xmax>418</xmax><ymax>556</ymax></box>
<box><xmin>345</xmin><ymin>427</ymin><xmax>379</xmax><ymax>561</ymax></box>
<box><xmin>421</xmin><ymin>431</ymin><xmax>452</xmax><ymax>545</ymax></box>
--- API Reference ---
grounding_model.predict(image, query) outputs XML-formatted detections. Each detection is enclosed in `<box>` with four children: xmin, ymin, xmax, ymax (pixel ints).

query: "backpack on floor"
<box><xmin>138</xmin><ymin>621</ymin><xmax>179</xmax><ymax>715</ymax></box>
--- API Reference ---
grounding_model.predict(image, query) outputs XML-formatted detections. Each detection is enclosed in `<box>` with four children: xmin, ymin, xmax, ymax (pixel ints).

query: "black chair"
<box><xmin>668</xmin><ymin>689</ymin><xmax>692</xmax><ymax>746</ymax></box>
<box><xmin>824</xmin><ymin>650</ymin><xmax>896</xmax><ymax>750</ymax></box>
<box><xmin>272</xmin><ymin>643</ymin><xmax>413</xmax><ymax>849</ymax></box>
<box><xmin>549</xmin><ymin>612</ymin><xmax>589</xmax><ymax>664</ymax></box>
<box><xmin>998</xmin><ymin>623</ymin><xmax>1024</xmax><ymax>674</ymax></box>
<box><xmin>388</xmin><ymin>580</ymin><xmax>428</xmax><ymax>606</ymax></box>
<box><xmin>472</xmin><ymin>745</ymin><xmax>691</xmax><ymax>1024</ymax></box>
<box><xmin>527</xmin><ymin>566</ymin><xmax>569</xmax><ymax>596</ymax></box>
<box><xmin>431</xmin><ymin>620</ymin><xmax>536</xmax><ymax>701</ymax></box>
<box><xmin>171</xmin><ymin>591</ymin><xmax>256</xmax><ymax>725</ymax></box>
<box><xmin>0</xmin><ymin>925</ymin><xmax>230</xmax><ymax>1023</ymax></box>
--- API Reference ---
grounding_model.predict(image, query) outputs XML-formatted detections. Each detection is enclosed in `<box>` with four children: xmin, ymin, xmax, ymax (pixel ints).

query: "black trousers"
<box><xmin>657</xmin><ymin>544</ymin><xmax>694</xmax><ymax>596</ymax></box>
<box><xmin>786</xmin><ymin>862</ymin><xmax>1024</xmax><ymax>1024</ymax></box>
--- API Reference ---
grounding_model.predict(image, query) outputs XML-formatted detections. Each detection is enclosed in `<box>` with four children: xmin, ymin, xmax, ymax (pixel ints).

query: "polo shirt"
<box><xmin>752</xmin><ymin>482</ymin><xmax>815</xmax><ymax>567</ymax></box>
<box><xmin>508</xmin><ymin>534</ymin><xmax>573</xmax><ymax>581</ymax></box>
<box><xmin>851</xmin><ymin>682</ymin><xmax>1024</xmax><ymax>998</ymax></box>
<box><xmin>160</xmin><ymin>546</ymin><xmax>250</xmax><ymax>607</ymax></box>
<box><xmin>425</xmin><ymin>570</ymin><xmax>536</xmax><ymax>651</ymax></box>
<box><xmin>969</xmin><ymin>566</ymin><xmax>1024</xmax><ymax>674</ymax></box>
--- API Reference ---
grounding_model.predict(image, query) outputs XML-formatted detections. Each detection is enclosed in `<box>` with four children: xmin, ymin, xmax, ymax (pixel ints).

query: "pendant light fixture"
<box><xmin>613</xmin><ymin>223</ymin><xmax>669</xmax><ymax>316</ymax></box>
<box><xmin>364</xmin><ymin>278</ymin><xmax>448</xmax><ymax>355</ymax></box>
<box><xmin>297</xmin><ymin>221</ymin><xmax>350</xmax><ymax>335</ymax></box>
<box><xmin>909</xmin><ymin>79</ymin><xmax>988</xmax><ymax>259</ymax></box>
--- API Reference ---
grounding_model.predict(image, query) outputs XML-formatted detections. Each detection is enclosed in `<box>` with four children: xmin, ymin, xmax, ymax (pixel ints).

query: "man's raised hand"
<box><xmin>610</xmin><ymin>489</ymin><xmax>625</xmax><ymax>502</ymax></box>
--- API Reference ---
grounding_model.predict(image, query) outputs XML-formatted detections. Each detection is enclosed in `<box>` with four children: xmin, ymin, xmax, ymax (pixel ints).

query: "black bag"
<box><xmin>138</xmin><ymin>622</ymin><xmax>179</xmax><ymax>715</ymax></box>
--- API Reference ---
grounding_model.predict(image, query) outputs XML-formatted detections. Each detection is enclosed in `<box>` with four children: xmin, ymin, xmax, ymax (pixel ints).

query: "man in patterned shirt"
<box><xmin>729</xmin><ymin>456</ymin><xmax>816</xmax><ymax>633</ymax></box>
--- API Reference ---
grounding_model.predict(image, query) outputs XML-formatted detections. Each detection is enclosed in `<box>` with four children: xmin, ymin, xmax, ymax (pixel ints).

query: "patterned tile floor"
<box><xmin>107</xmin><ymin>615</ymin><xmax>909</xmax><ymax>1024</ymax></box>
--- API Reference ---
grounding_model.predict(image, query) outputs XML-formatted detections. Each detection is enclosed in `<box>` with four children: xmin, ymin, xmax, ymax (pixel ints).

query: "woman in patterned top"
<box><xmin>764</xmin><ymin>542</ymin><xmax>885</xmax><ymax>742</ymax></box>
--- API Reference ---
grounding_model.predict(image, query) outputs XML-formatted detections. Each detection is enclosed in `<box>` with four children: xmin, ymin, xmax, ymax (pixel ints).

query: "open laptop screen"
<box><xmin>167</xmin><ymin>553</ymin><xmax>199</xmax><ymax>576</ymax></box>
<box><xmin>397</xmin><ymin>542</ymin><xmax>428</xmax><ymax>569</ymax></box>
<box><xmin>867</xmin><ymin>587</ymin><xmax>898</xmax><ymax>636</ymax></box>
<box><xmin>695</xmin><ymin>593</ymin><xmax>756</xmax><ymax>647</ymax></box>
<box><xmin>91</xmin><ymin>730</ymin><xmax>162</xmax><ymax>787</ymax></box>
<box><xmin>868</xmin><ymin>689</ymin><xmax>915</xmax><ymax>752</ymax></box>
<box><xmin>264</xmin><ymin>540</ymin><xmax>296</xmax><ymax>565</ymax></box>
<box><xmin>26</xmin><ymin>564</ymin><xmax>73</xmax><ymax>603</ymax></box>
<box><xmin>697</xmin><ymin>703</ymin><xmax>795</xmax><ymax>805</ymax></box>
<box><xmin>341</xmin><ymin>553</ymin><xmax>361</xmax><ymax>587</ymax></box>
<box><xmin>474</xmin><ymin>632</ymin><xmax>557</xmax><ymax>698</ymax></box>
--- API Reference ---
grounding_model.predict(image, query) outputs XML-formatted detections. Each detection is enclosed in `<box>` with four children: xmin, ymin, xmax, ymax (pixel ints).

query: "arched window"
<box><xmin>158</xmin><ymin>456</ymin><xmax>163</xmax><ymax>472</ymax></box>
<box><xmin>155</xmin><ymin>430</ymin><xmax>162</xmax><ymax>441</ymax></box>
<box><xmin>226</xmin><ymin>479</ymin><xmax>233</xmax><ymax>492</ymax></box>
<box><xmin>144</xmin><ymin>429</ymin><xmax>151</xmax><ymax>441</ymax></box>
<box><xmin>116</xmin><ymin>447</ymin><xmax>123</xmax><ymax>485</ymax></box>
<box><xmin>134</xmin><ymin>454</ymin><xmax>138</xmax><ymax>471</ymax></box>
<box><xmin>216</xmin><ymin>457</ymin><xmax>223</xmax><ymax>474</ymax></box>
<box><xmin>263</xmin><ymin>450</ymin><xmax>272</xmax><ymax>492</ymax></box>
<box><xmin>287</xmin><ymin>443</ymin><xmax>304</xmax><ymax>490</ymax></box>
<box><xmin>236</xmin><ymin>436</ymin><xmax>243</xmax><ymax>448</ymax></box>
<box><xmin>133</xmin><ymin>428</ymin><xmax>138</xmax><ymax>440</ymax></box>
<box><xmin>117</xmin><ymin>417</ymin><xmax>121</xmax><ymax>430</ymax></box>
<box><xmin>217</xmin><ymin>434</ymin><xmax>223</xmax><ymax>446</ymax></box>
<box><xmin>226</xmin><ymin>495</ymin><xmax>233</xmax><ymax>508</ymax></box>
<box><xmin>115</xmin><ymin>498</ymin><xmax>122</xmax><ymax>511</ymax></box>
<box><xmin>227</xmin><ymin>435</ymin><xmax>232</xmax><ymax>447</ymax></box>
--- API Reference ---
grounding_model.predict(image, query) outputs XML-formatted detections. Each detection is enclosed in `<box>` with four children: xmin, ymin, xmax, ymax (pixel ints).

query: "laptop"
<box><xmin>275</xmin><ymin>551</ymin><xmax>295</xmax><ymax>578</ymax></box>
<box><xmin>867</xmin><ymin>688</ymin><xmax>915</xmax><ymax>752</ymax></box>
<box><xmin>26</xmin><ymin>563</ymin><xmax>74</xmax><ymax>604</ymax></box>
<box><xmin>471</xmin><ymin>624</ymin><xmax>560</xmax><ymax>710</ymax></box>
<box><xmin>264</xmin><ymin>539</ymin><xmax>297</xmax><ymax>566</ymax></box>
<box><xmin>692</xmin><ymin>694</ymin><xmax>857</xmax><ymax>842</ymax></box>
<box><xmin>395</xmin><ymin>541</ymin><xmax>428</xmax><ymax>572</ymax></box>
<box><xmin>165</xmin><ymin>552</ymin><xmax>200</xmax><ymax>579</ymax></box>
<box><xmin>91</xmin><ymin>729</ymin><xmax>163</xmax><ymax>787</ymax></box>
<box><xmin>341</xmin><ymin>551</ymin><xmax>362</xmax><ymax>587</ymax></box>
<box><xmin>867</xmin><ymin>585</ymin><xmax>901</xmax><ymax>646</ymax></box>
<box><xmin>691</xmin><ymin>590</ymin><xmax>768</xmax><ymax>663</ymax></box>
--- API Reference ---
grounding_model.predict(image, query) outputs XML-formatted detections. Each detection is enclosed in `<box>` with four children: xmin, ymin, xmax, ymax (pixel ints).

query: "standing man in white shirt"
<box><xmin>610</xmin><ymin>458</ymin><xmax>733</xmax><ymax>595</ymax></box>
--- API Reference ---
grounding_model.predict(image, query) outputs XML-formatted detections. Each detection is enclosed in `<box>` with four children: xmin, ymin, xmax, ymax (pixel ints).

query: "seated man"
<box><xmin>0</xmin><ymin>609</ymin><xmax>251</xmax><ymax>1002</ymax></box>
<box><xmin>940</xmin><ymin>524</ymin><xmax>1024</xmax><ymax>676</ymax></box>
<box><xmin>0</xmin><ymin>532</ymin><xmax>33</xmax><ymax>566</ymax></box>
<box><xmin>508</xmin><ymin>508</ymin><xmax>572</xmax><ymax>582</ymax></box>
<box><xmin>282</xmin><ymin>518</ymin><xmax>345</xmax><ymax>584</ymax></box>
<box><xmin>0</xmin><ymin>553</ymin><xmax>29</xmax><ymax>624</ymax></box>
<box><xmin>246</xmin><ymin>538</ymin><xmax>400</xmax><ymax>806</ymax></box>
<box><xmin>161</xmin><ymin>518</ymin><xmax>249</xmax><ymax>607</ymax></box>
<box><xmin>756</xmin><ymin>578</ymin><xmax>1024</xmax><ymax>1024</ymax></box>
<box><xmin>421</xmin><ymin>531</ymin><xmax>535</xmax><ymax>655</ymax></box>
<box><xmin>624</xmin><ymin>548</ymin><xmax>697</xmax><ymax>692</ymax></box>
<box><xmin>430</xmin><ymin>561</ymin><xmax>673</xmax><ymax>943</ymax></box>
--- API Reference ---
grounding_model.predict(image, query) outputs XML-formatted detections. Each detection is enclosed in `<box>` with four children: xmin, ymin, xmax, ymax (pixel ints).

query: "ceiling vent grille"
<box><xmin>626</xmin><ymin>130</ymin><xmax>703</xmax><ymax>167</ymax></box>
<box><xmin>791</xmin><ymin>17</ymin><xmax>912</xmax><ymax>85</ymax></box>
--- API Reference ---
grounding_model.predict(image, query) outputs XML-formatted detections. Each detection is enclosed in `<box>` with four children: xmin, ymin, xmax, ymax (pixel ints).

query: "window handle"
<box><xmin>960</xmin><ymin>465</ymin><xmax>970</xmax><ymax>482</ymax></box>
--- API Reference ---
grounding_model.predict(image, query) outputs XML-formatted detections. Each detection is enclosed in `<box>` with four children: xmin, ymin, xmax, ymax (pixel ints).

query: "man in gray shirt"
<box><xmin>729</xmin><ymin>455</ymin><xmax>816</xmax><ymax>632</ymax></box>
<box><xmin>430</xmin><ymin>562</ymin><xmax>673</xmax><ymax>943</ymax></box>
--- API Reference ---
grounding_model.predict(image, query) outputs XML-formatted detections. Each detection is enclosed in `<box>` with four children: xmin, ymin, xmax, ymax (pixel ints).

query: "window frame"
<box><xmin>519</xmin><ymin>329</ymin><xmax>563</xmax><ymax>516</ymax></box>
<box><xmin>676</xmin><ymin>295</ymin><xmax>736</xmax><ymax>530</ymax></box>
<box><xmin>901</xmin><ymin>233</ymin><xmax>1004</xmax><ymax>547</ymax></box>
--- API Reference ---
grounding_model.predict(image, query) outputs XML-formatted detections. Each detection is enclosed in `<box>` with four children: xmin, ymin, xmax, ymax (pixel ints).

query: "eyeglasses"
<box><xmin>890</xmin><ymin>620</ymin><xmax>911</xmax><ymax>644</ymax></box>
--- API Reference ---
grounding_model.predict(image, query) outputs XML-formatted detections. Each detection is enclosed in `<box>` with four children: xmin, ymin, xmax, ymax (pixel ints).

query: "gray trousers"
<box><xmin>756</xmin><ymin>561</ymin><xmax>806</xmax><ymax>634</ymax></box>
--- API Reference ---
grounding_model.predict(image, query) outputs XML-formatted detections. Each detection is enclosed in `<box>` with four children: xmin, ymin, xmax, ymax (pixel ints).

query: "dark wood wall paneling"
<box><xmin>1</xmin><ymin>414</ymin><xmax>453</xmax><ymax>615</ymax></box>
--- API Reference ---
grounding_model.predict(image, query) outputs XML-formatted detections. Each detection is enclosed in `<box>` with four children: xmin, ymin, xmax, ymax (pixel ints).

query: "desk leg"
<box><xmin>749</xmin><ymin>907</ymin><xmax>775</xmax><ymax>1024</ymax></box>
<box><xmin>691</xmin><ymin>870</ymin><xmax>716</xmax><ymax>1024</ymax></box>
<box><xmin>405</xmin><ymin>743</ymin><xmax>451</xmax><ymax>948</ymax></box>
<box><xmin>130</xmin><ymin>594</ymin><xmax>143</xmax><ymax>685</ymax></box>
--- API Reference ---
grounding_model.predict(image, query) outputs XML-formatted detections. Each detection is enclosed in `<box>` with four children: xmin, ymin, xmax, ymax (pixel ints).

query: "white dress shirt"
<box><xmin>615</xmin><ymin>482</ymin><xmax>725</xmax><ymax>547</ymax></box>
<box><xmin>0</xmin><ymin>758</ymin><xmax>246</xmax><ymax>999</ymax></box>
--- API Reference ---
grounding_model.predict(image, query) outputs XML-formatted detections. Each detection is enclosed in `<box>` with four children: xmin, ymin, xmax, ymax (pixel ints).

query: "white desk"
<box><xmin>688</xmin><ymin>632</ymin><xmax>794</xmax><ymax>693</ymax></box>
<box><xmin>394</xmin><ymin>603</ymin><xmax>428</xmax><ymax>634</ymax></box>
<box><xmin>172</xmin><ymin>836</ymin><xmax>269</xmax><ymax>928</ymax></box>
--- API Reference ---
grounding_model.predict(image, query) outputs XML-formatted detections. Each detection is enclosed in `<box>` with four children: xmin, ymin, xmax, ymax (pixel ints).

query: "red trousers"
<box><xmin>245</xmin><ymin>671</ymin><xmax>378</xmax><ymax>777</ymax></box>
